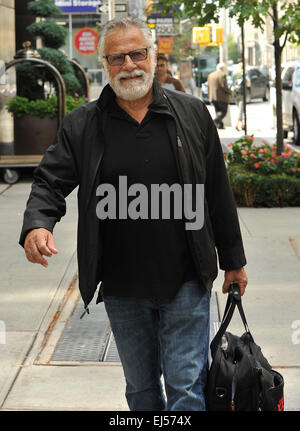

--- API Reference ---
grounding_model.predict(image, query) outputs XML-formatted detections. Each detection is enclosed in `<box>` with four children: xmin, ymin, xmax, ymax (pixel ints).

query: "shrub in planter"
<box><xmin>225</xmin><ymin>135</ymin><xmax>300</xmax><ymax>207</ymax></box>
<box><xmin>7</xmin><ymin>95</ymin><xmax>85</xmax><ymax>155</ymax></box>
<box><xmin>16</xmin><ymin>0</ymin><xmax>80</xmax><ymax>100</ymax></box>
<box><xmin>10</xmin><ymin>0</ymin><xmax>82</xmax><ymax>156</ymax></box>
<box><xmin>227</xmin><ymin>164</ymin><xmax>300</xmax><ymax>207</ymax></box>
<box><xmin>7</xmin><ymin>94</ymin><xmax>85</xmax><ymax>119</ymax></box>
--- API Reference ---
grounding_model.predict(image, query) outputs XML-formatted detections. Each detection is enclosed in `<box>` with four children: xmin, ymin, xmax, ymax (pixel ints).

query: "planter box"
<box><xmin>227</xmin><ymin>164</ymin><xmax>300</xmax><ymax>207</ymax></box>
<box><xmin>13</xmin><ymin>114</ymin><xmax>58</xmax><ymax>155</ymax></box>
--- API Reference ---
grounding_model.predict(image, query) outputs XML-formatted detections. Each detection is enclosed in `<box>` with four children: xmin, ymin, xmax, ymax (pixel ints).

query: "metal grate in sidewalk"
<box><xmin>51</xmin><ymin>301</ymin><xmax>116</xmax><ymax>362</ymax></box>
<box><xmin>51</xmin><ymin>292</ymin><xmax>220</xmax><ymax>363</ymax></box>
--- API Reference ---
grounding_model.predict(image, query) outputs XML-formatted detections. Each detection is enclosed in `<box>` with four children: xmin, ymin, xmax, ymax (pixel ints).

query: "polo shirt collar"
<box><xmin>96</xmin><ymin>78</ymin><xmax>172</xmax><ymax>116</ymax></box>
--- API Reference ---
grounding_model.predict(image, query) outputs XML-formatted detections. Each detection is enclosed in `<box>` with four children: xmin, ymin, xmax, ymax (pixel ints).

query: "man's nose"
<box><xmin>122</xmin><ymin>54</ymin><xmax>137</xmax><ymax>70</ymax></box>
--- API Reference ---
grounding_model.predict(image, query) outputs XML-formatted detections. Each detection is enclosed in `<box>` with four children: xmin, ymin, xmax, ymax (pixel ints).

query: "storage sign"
<box><xmin>53</xmin><ymin>0</ymin><xmax>102</xmax><ymax>13</ymax></box>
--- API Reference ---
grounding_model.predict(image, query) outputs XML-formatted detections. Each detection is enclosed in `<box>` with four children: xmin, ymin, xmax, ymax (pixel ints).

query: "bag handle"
<box><xmin>210</xmin><ymin>283</ymin><xmax>251</xmax><ymax>356</ymax></box>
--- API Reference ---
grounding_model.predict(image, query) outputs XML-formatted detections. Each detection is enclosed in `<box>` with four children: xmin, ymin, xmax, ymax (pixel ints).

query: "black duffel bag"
<box><xmin>206</xmin><ymin>283</ymin><xmax>284</xmax><ymax>411</ymax></box>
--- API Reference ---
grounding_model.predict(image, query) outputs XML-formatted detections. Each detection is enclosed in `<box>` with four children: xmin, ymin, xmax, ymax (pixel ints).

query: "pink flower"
<box><xmin>258</xmin><ymin>148</ymin><xmax>265</xmax><ymax>154</ymax></box>
<box><xmin>254</xmin><ymin>163</ymin><xmax>260</xmax><ymax>169</ymax></box>
<box><xmin>250</xmin><ymin>153</ymin><xmax>255</xmax><ymax>158</ymax></box>
<box><xmin>242</xmin><ymin>150</ymin><xmax>247</xmax><ymax>156</ymax></box>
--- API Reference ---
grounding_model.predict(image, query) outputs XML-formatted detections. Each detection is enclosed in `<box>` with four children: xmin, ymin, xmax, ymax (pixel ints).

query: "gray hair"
<box><xmin>98</xmin><ymin>16</ymin><xmax>155</xmax><ymax>65</ymax></box>
<box><xmin>217</xmin><ymin>62</ymin><xmax>225</xmax><ymax>71</ymax></box>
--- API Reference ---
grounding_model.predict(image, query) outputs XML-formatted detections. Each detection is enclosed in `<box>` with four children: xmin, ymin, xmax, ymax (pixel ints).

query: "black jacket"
<box><xmin>19</xmin><ymin>80</ymin><xmax>246</xmax><ymax>313</ymax></box>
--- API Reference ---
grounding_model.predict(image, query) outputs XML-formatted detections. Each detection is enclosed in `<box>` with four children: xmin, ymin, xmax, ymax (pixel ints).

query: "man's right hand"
<box><xmin>24</xmin><ymin>228</ymin><xmax>58</xmax><ymax>268</ymax></box>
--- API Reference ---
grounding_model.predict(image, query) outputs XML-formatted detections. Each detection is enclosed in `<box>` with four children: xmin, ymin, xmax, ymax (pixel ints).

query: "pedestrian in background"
<box><xmin>207</xmin><ymin>62</ymin><xmax>232</xmax><ymax>129</ymax></box>
<box><xmin>155</xmin><ymin>53</ymin><xmax>185</xmax><ymax>92</ymax></box>
<box><xmin>234</xmin><ymin>61</ymin><xmax>246</xmax><ymax>131</ymax></box>
<box><xmin>189</xmin><ymin>73</ymin><xmax>197</xmax><ymax>96</ymax></box>
<box><xmin>19</xmin><ymin>17</ymin><xmax>247</xmax><ymax>412</ymax></box>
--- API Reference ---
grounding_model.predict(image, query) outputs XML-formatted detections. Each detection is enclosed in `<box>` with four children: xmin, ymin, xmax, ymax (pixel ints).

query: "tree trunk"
<box><xmin>273</xmin><ymin>3</ymin><xmax>284</xmax><ymax>156</ymax></box>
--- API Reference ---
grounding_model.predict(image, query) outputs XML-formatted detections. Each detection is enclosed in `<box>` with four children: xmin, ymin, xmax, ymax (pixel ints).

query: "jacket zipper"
<box><xmin>176</xmin><ymin>134</ymin><xmax>203</xmax><ymax>284</ymax></box>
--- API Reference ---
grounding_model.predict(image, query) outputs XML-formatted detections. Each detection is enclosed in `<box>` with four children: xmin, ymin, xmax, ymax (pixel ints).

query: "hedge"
<box><xmin>227</xmin><ymin>164</ymin><xmax>300</xmax><ymax>207</ymax></box>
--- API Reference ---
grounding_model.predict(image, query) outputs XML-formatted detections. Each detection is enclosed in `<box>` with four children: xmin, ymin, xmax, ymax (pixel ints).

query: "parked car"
<box><xmin>270</xmin><ymin>60</ymin><xmax>300</xmax><ymax>145</ymax></box>
<box><xmin>231</xmin><ymin>68</ymin><xmax>270</xmax><ymax>103</ymax></box>
<box><xmin>201</xmin><ymin>67</ymin><xmax>269</xmax><ymax>104</ymax></box>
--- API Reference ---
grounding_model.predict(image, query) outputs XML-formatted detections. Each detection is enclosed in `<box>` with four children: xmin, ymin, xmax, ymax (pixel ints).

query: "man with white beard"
<box><xmin>20</xmin><ymin>17</ymin><xmax>248</xmax><ymax>411</ymax></box>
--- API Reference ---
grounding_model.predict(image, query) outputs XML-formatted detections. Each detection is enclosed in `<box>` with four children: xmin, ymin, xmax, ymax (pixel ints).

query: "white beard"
<box><xmin>104</xmin><ymin>57</ymin><xmax>156</xmax><ymax>101</ymax></box>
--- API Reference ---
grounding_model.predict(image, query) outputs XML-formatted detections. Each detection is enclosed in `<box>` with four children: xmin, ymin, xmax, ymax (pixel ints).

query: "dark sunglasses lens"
<box><xmin>107</xmin><ymin>49</ymin><xmax>147</xmax><ymax>65</ymax></box>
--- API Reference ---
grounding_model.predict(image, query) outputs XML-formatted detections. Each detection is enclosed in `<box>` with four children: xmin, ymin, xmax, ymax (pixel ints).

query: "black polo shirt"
<box><xmin>100</xmin><ymin>91</ymin><xmax>197</xmax><ymax>299</ymax></box>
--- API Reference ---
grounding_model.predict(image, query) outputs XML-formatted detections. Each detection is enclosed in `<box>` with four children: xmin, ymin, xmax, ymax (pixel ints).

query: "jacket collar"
<box><xmin>96</xmin><ymin>78</ymin><xmax>173</xmax><ymax>117</ymax></box>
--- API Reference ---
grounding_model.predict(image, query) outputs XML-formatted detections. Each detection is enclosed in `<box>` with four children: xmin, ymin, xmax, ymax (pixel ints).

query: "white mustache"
<box><xmin>116</xmin><ymin>70</ymin><xmax>146</xmax><ymax>81</ymax></box>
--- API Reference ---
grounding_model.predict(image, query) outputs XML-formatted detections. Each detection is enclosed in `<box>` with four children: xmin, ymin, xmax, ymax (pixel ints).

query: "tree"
<box><xmin>17</xmin><ymin>0</ymin><xmax>80</xmax><ymax>99</ymax></box>
<box><xmin>155</xmin><ymin>0</ymin><xmax>300</xmax><ymax>155</ymax></box>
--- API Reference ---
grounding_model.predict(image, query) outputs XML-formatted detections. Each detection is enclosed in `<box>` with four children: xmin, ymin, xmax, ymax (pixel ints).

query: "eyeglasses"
<box><xmin>104</xmin><ymin>48</ymin><xmax>149</xmax><ymax>66</ymax></box>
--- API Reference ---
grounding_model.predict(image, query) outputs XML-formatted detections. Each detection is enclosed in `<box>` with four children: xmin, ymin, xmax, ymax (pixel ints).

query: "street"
<box><xmin>206</xmin><ymin>98</ymin><xmax>299</xmax><ymax>152</ymax></box>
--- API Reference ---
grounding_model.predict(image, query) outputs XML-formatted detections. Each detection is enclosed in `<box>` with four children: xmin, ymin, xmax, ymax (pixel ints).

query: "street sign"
<box><xmin>115</xmin><ymin>3</ymin><xmax>127</xmax><ymax>12</ymax></box>
<box><xmin>98</xmin><ymin>3</ymin><xmax>109</xmax><ymax>14</ymax></box>
<box><xmin>147</xmin><ymin>15</ymin><xmax>174</xmax><ymax>35</ymax></box>
<box><xmin>192</xmin><ymin>27</ymin><xmax>210</xmax><ymax>45</ymax></box>
<box><xmin>192</xmin><ymin>25</ymin><xmax>223</xmax><ymax>46</ymax></box>
<box><xmin>74</xmin><ymin>28</ymin><xmax>98</xmax><ymax>55</ymax></box>
<box><xmin>157</xmin><ymin>36</ymin><xmax>174</xmax><ymax>54</ymax></box>
<box><xmin>54</xmin><ymin>0</ymin><xmax>102</xmax><ymax>13</ymax></box>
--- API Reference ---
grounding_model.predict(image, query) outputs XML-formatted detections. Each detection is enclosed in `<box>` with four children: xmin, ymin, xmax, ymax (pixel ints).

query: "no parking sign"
<box><xmin>74</xmin><ymin>28</ymin><xmax>98</xmax><ymax>55</ymax></box>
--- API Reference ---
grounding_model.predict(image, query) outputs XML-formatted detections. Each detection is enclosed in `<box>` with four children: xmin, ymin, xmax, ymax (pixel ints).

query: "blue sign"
<box><xmin>53</xmin><ymin>0</ymin><xmax>101</xmax><ymax>13</ymax></box>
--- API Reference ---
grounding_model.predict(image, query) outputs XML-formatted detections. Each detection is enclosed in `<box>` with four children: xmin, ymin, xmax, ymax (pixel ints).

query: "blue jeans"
<box><xmin>102</xmin><ymin>280</ymin><xmax>210</xmax><ymax>411</ymax></box>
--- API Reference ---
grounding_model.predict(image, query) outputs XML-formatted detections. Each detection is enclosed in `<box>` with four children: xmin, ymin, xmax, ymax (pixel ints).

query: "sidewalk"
<box><xmin>0</xmin><ymin>151</ymin><xmax>300</xmax><ymax>411</ymax></box>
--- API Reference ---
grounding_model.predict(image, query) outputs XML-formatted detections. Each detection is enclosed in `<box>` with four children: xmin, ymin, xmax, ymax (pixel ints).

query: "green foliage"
<box><xmin>7</xmin><ymin>95</ymin><xmax>85</xmax><ymax>119</ymax></box>
<box><xmin>7</xmin><ymin>96</ymin><xmax>58</xmax><ymax>119</ymax></box>
<box><xmin>65</xmin><ymin>94</ymin><xmax>85</xmax><ymax>112</ymax></box>
<box><xmin>155</xmin><ymin>0</ymin><xmax>300</xmax><ymax>43</ymax></box>
<box><xmin>38</xmin><ymin>48</ymin><xmax>73</xmax><ymax>75</ymax></box>
<box><xmin>225</xmin><ymin>135</ymin><xmax>300</xmax><ymax>207</ymax></box>
<box><xmin>28</xmin><ymin>0</ymin><xmax>61</xmax><ymax>17</ymax></box>
<box><xmin>225</xmin><ymin>135</ymin><xmax>300</xmax><ymax>177</ymax></box>
<box><xmin>38</xmin><ymin>48</ymin><xmax>81</xmax><ymax>94</ymax></box>
<box><xmin>27</xmin><ymin>20</ymin><xmax>68</xmax><ymax>49</ymax></box>
<box><xmin>15</xmin><ymin>62</ymin><xmax>45</xmax><ymax>100</ymax></box>
<box><xmin>16</xmin><ymin>0</ymin><xmax>81</xmax><ymax>100</ymax></box>
<box><xmin>227</xmin><ymin>164</ymin><xmax>300</xmax><ymax>207</ymax></box>
<box><xmin>62</xmin><ymin>72</ymin><xmax>82</xmax><ymax>95</ymax></box>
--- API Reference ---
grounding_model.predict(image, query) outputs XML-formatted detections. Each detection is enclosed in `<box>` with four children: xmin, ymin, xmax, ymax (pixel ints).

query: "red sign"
<box><xmin>74</xmin><ymin>28</ymin><xmax>98</xmax><ymax>55</ymax></box>
<box><xmin>157</xmin><ymin>37</ymin><xmax>174</xmax><ymax>55</ymax></box>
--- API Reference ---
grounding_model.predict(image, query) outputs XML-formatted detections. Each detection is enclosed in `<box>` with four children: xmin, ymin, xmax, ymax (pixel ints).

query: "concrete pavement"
<box><xmin>0</xmin><ymin>134</ymin><xmax>300</xmax><ymax>411</ymax></box>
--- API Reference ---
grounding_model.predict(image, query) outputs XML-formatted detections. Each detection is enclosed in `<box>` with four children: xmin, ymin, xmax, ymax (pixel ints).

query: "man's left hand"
<box><xmin>222</xmin><ymin>267</ymin><xmax>248</xmax><ymax>296</ymax></box>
